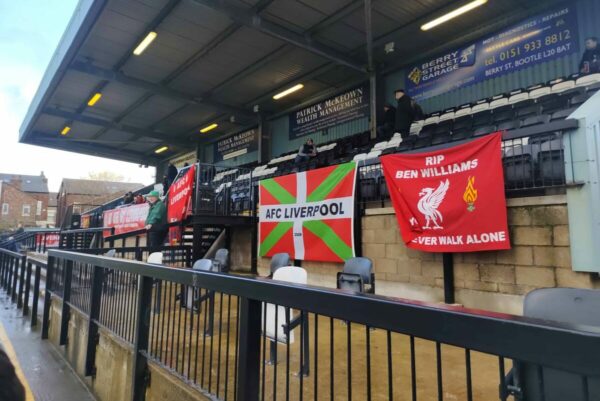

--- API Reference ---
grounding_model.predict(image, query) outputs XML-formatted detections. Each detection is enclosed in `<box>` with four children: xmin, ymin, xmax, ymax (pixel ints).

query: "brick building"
<box><xmin>56</xmin><ymin>179</ymin><xmax>144</xmax><ymax>228</ymax></box>
<box><xmin>0</xmin><ymin>173</ymin><xmax>49</xmax><ymax>230</ymax></box>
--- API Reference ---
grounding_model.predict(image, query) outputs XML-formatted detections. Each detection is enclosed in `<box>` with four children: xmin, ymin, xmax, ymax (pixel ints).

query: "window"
<box><xmin>36</xmin><ymin>200</ymin><xmax>42</xmax><ymax>216</ymax></box>
<box><xmin>1</xmin><ymin>203</ymin><xmax>8</xmax><ymax>215</ymax></box>
<box><xmin>22</xmin><ymin>204</ymin><xmax>31</xmax><ymax>217</ymax></box>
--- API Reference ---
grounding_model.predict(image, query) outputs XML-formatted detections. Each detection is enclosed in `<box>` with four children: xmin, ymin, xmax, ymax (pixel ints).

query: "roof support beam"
<box><xmin>189</xmin><ymin>0</ymin><xmax>367</xmax><ymax>73</ymax></box>
<box><xmin>43</xmin><ymin>107</ymin><xmax>190</xmax><ymax>147</ymax></box>
<box><xmin>70</xmin><ymin>61</ymin><xmax>253</xmax><ymax>118</ymax></box>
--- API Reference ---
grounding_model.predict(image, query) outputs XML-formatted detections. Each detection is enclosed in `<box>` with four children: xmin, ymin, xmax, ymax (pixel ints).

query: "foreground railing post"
<box><xmin>131</xmin><ymin>275</ymin><xmax>153</xmax><ymax>401</ymax></box>
<box><xmin>17</xmin><ymin>254</ymin><xmax>27</xmax><ymax>308</ymax></box>
<box><xmin>236</xmin><ymin>297</ymin><xmax>262</xmax><ymax>401</ymax></box>
<box><xmin>85</xmin><ymin>265</ymin><xmax>104</xmax><ymax>376</ymax></box>
<box><xmin>23</xmin><ymin>261</ymin><xmax>32</xmax><ymax>316</ymax></box>
<box><xmin>41</xmin><ymin>256</ymin><xmax>55</xmax><ymax>339</ymax></box>
<box><xmin>31</xmin><ymin>262</ymin><xmax>42</xmax><ymax>327</ymax></box>
<box><xmin>11</xmin><ymin>255</ymin><xmax>19</xmax><ymax>302</ymax></box>
<box><xmin>59</xmin><ymin>259</ymin><xmax>73</xmax><ymax>346</ymax></box>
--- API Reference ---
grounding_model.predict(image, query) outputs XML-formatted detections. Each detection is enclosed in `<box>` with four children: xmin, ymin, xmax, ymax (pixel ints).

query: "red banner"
<box><xmin>167</xmin><ymin>165</ymin><xmax>195</xmax><ymax>244</ymax></box>
<box><xmin>103</xmin><ymin>203</ymin><xmax>149</xmax><ymax>237</ymax></box>
<box><xmin>36</xmin><ymin>233</ymin><xmax>60</xmax><ymax>249</ymax></box>
<box><xmin>381</xmin><ymin>133</ymin><xmax>510</xmax><ymax>252</ymax></box>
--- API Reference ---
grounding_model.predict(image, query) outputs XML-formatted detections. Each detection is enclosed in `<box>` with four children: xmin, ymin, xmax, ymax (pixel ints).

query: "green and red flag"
<box><xmin>259</xmin><ymin>162</ymin><xmax>357</xmax><ymax>263</ymax></box>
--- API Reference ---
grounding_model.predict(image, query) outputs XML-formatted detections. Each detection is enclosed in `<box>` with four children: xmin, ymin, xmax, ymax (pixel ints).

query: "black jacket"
<box><xmin>395</xmin><ymin>95</ymin><xmax>415</xmax><ymax>132</ymax></box>
<box><xmin>580</xmin><ymin>48</ymin><xmax>600</xmax><ymax>73</ymax></box>
<box><xmin>383</xmin><ymin>106</ymin><xmax>396</xmax><ymax>126</ymax></box>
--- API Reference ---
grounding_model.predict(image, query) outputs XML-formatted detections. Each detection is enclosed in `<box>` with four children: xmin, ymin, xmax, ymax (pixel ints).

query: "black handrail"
<box><xmin>46</xmin><ymin>249</ymin><xmax>600</xmax><ymax>376</ymax></box>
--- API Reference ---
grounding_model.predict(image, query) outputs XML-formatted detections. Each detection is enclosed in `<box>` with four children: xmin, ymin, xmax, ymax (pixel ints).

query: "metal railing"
<box><xmin>22</xmin><ymin>249</ymin><xmax>599</xmax><ymax>401</ymax></box>
<box><xmin>196</xmin><ymin>163</ymin><xmax>255</xmax><ymax>217</ymax></box>
<box><xmin>358</xmin><ymin>128</ymin><xmax>570</xmax><ymax>209</ymax></box>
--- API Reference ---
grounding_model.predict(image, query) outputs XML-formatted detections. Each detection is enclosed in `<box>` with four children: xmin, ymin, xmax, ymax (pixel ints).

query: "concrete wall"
<box><xmin>46</xmin><ymin>297</ymin><xmax>208</xmax><ymax>401</ymax></box>
<box><xmin>257</xmin><ymin>195</ymin><xmax>600</xmax><ymax>315</ymax></box>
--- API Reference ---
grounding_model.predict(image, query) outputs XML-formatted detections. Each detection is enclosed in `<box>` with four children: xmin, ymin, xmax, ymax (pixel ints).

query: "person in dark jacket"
<box><xmin>377</xmin><ymin>103</ymin><xmax>396</xmax><ymax>140</ymax></box>
<box><xmin>580</xmin><ymin>37</ymin><xmax>600</xmax><ymax>74</ymax></box>
<box><xmin>394</xmin><ymin>89</ymin><xmax>419</xmax><ymax>138</ymax></box>
<box><xmin>167</xmin><ymin>163</ymin><xmax>178</xmax><ymax>186</ymax></box>
<box><xmin>145</xmin><ymin>190</ymin><xmax>168</xmax><ymax>253</ymax></box>
<box><xmin>0</xmin><ymin>349</ymin><xmax>25</xmax><ymax>401</ymax></box>
<box><xmin>294</xmin><ymin>138</ymin><xmax>317</xmax><ymax>164</ymax></box>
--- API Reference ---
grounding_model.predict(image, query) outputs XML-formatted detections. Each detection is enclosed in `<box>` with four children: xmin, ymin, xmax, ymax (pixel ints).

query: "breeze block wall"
<box><xmin>257</xmin><ymin>195</ymin><xmax>599</xmax><ymax>315</ymax></box>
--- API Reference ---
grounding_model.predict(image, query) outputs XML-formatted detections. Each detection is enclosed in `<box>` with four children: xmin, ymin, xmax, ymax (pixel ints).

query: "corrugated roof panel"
<box><xmin>120</xmin><ymin>96</ymin><xmax>187</xmax><ymax>128</ymax></box>
<box><xmin>170</xmin><ymin>1</ymin><xmax>235</xmax><ymax>34</ymax></box>
<box><xmin>100</xmin><ymin>129</ymin><xmax>136</xmax><ymax>143</ymax></box>
<box><xmin>48</xmin><ymin>70</ymin><xmax>104</xmax><ymax>110</ymax></box>
<box><xmin>153</xmin><ymin>104</ymin><xmax>220</xmax><ymax>133</ymax></box>
<box><xmin>315</xmin><ymin>23</ymin><xmax>365</xmax><ymax>51</ymax></box>
<box><xmin>263</xmin><ymin>1</ymin><xmax>326</xmax><ymax>33</ymax></box>
<box><xmin>33</xmin><ymin>114</ymin><xmax>70</xmax><ymax>135</ymax></box>
<box><xmin>84</xmin><ymin>81</ymin><xmax>148</xmax><ymax>118</ymax></box>
<box><xmin>107</xmin><ymin>0</ymin><xmax>169</xmax><ymax>20</ymax></box>
<box><xmin>295</xmin><ymin>0</ymin><xmax>354</xmax><ymax>15</ymax></box>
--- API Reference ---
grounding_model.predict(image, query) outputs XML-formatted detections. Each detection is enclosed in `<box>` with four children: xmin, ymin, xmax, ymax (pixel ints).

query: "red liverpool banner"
<box><xmin>259</xmin><ymin>162</ymin><xmax>357</xmax><ymax>263</ymax></box>
<box><xmin>167</xmin><ymin>164</ymin><xmax>196</xmax><ymax>244</ymax></box>
<box><xmin>103</xmin><ymin>203</ymin><xmax>149</xmax><ymax>237</ymax></box>
<box><xmin>381</xmin><ymin>133</ymin><xmax>510</xmax><ymax>252</ymax></box>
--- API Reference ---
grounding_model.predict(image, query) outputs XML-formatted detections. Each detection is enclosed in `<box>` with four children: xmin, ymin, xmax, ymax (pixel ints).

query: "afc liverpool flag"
<box><xmin>259</xmin><ymin>162</ymin><xmax>357</xmax><ymax>263</ymax></box>
<box><xmin>381</xmin><ymin>132</ymin><xmax>510</xmax><ymax>252</ymax></box>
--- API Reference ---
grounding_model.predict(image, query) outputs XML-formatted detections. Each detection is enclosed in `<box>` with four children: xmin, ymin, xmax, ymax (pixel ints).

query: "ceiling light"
<box><xmin>200</xmin><ymin>123</ymin><xmax>218</xmax><ymax>133</ymax></box>
<box><xmin>155</xmin><ymin>146</ymin><xmax>168</xmax><ymax>154</ymax></box>
<box><xmin>87</xmin><ymin>92</ymin><xmax>102</xmax><ymax>106</ymax></box>
<box><xmin>273</xmin><ymin>84</ymin><xmax>304</xmax><ymax>100</ymax></box>
<box><xmin>60</xmin><ymin>126</ymin><xmax>71</xmax><ymax>136</ymax></box>
<box><xmin>133</xmin><ymin>31</ymin><xmax>158</xmax><ymax>56</ymax></box>
<box><xmin>421</xmin><ymin>0</ymin><xmax>488</xmax><ymax>31</ymax></box>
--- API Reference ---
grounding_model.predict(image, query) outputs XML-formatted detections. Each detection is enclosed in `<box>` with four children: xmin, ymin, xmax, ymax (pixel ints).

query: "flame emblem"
<box><xmin>463</xmin><ymin>176</ymin><xmax>478</xmax><ymax>212</ymax></box>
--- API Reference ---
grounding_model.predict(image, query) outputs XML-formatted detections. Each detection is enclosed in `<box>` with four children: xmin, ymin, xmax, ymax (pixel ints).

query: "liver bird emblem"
<box><xmin>417</xmin><ymin>179</ymin><xmax>450</xmax><ymax>230</ymax></box>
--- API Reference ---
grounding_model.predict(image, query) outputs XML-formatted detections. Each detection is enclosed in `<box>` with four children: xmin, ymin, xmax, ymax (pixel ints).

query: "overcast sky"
<box><xmin>0</xmin><ymin>0</ymin><xmax>156</xmax><ymax>192</ymax></box>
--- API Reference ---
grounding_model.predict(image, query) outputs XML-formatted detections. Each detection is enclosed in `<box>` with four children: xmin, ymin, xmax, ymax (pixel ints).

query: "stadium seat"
<box><xmin>472</xmin><ymin>111</ymin><xmax>493</xmax><ymax>128</ymax></box>
<box><xmin>538</xmin><ymin>94</ymin><xmax>569</xmax><ymax>114</ymax></box>
<box><xmin>585</xmin><ymin>81</ymin><xmax>600</xmax><ymax>95</ymax></box>
<box><xmin>551</xmin><ymin>80</ymin><xmax>575</xmax><ymax>93</ymax></box>
<box><xmin>424</xmin><ymin>115</ymin><xmax>440</xmax><ymax>125</ymax></box>
<box><xmin>398</xmin><ymin>135</ymin><xmax>416</xmax><ymax>151</ymax></box>
<box><xmin>353</xmin><ymin>153</ymin><xmax>368</xmax><ymax>162</ymax></box>
<box><xmin>414</xmin><ymin>134</ymin><xmax>433</xmax><ymax>148</ymax></box>
<box><xmin>192</xmin><ymin>259</ymin><xmax>214</xmax><ymax>271</ymax></box>
<box><xmin>471</xmin><ymin>101</ymin><xmax>490</xmax><ymax>113</ymax></box>
<box><xmin>372</xmin><ymin>141</ymin><xmax>388</xmax><ymax>151</ymax></box>
<box><xmin>492</xmin><ymin>106</ymin><xmax>515</xmax><ymax>124</ymax></box>
<box><xmin>213</xmin><ymin>248</ymin><xmax>229</xmax><ymax>272</ymax></box>
<box><xmin>575</xmin><ymin>73</ymin><xmax>600</xmax><ymax>87</ymax></box>
<box><xmin>501</xmin><ymin>288</ymin><xmax>600</xmax><ymax>401</ymax></box>
<box><xmin>265</xmin><ymin>266</ymin><xmax>307</xmax><ymax>344</ymax></box>
<box><xmin>497</xmin><ymin>120</ymin><xmax>520</xmax><ymax>131</ymax></box>
<box><xmin>538</xmin><ymin>139</ymin><xmax>565</xmax><ymax>184</ymax></box>
<box><xmin>508</xmin><ymin>91</ymin><xmax>529</xmax><ymax>104</ymax></box>
<box><xmin>451</xmin><ymin>127</ymin><xmax>473</xmax><ymax>141</ymax></box>
<box><xmin>489</xmin><ymin>96</ymin><xmax>509</xmax><ymax>109</ymax></box>
<box><xmin>453</xmin><ymin>115</ymin><xmax>473</xmax><ymax>131</ymax></box>
<box><xmin>515</xmin><ymin>104</ymin><xmax>542</xmax><ymax>119</ymax></box>
<box><xmin>337</xmin><ymin>257</ymin><xmax>375</xmax><ymax>294</ymax></box>
<box><xmin>550</xmin><ymin>108</ymin><xmax>576</xmax><ymax>121</ymax></box>
<box><xmin>148</xmin><ymin>252</ymin><xmax>163</xmax><ymax>264</ymax></box>
<box><xmin>270</xmin><ymin>253</ymin><xmax>290</xmax><ymax>277</ymax></box>
<box><xmin>419</xmin><ymin>124</ymin><xmax>437</xmax><ymax>137</ymax></box>
<box><xmin>432</xmin><ymin>132</ymin><xmax>451</xmax><ymax>145</ymax></box>
<box><xmin>438</xmin><ymin>111</ymin><xmax>455</xmax><ymax>122</ymax></box>
<box><xmin>570</xmin><ymin>93</ymin><xmax>590</xmax><ymax>108</ymax></box>
<box><xmin>104</xmin><ymin>249</ymin><xmax>117</xmax><ymax>258</ymax></box>
<box><xmin>521</xmin><ymin>114</ymin><xmax>550</xmax><ymax>128</ymax></box>
<box><xmin>528</xmin><ymin>85</ymin><xmax>551</xmax><ymax>99</ymax></box>
<box><xmin>454</xmin><ymin>105</ymin><xmax>472</xmax><ymax>117</ymax></box>
<box><xmin>474</xmin><ymin>125</ymin><xmax>497</xmax><ymax>137</ymax></box>
<box><xmin>504</xmin><ymin>145</ymin><xmax>535</xmax><ymax>188</ymax></box>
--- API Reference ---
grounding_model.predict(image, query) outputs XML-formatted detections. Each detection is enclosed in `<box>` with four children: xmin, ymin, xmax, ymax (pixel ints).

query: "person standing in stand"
<box><xmin>580</xmin><ymin>37</ymin><xmax>600</xmax><ymax>74</ymax></box>
<box><xmin>144</xmin><ymin>190</ymin><xmax>168</xmax><ymax>253</ymax></box>
<box><xmin>394</xmin><ymin>89</ymin><xmax>423</xmax><ymax>138</ymax></box>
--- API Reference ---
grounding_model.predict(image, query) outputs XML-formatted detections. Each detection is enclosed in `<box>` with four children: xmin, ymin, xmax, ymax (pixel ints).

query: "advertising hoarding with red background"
<box><xmin>381</xmin><ymin>133</ymin><xmax>510</xmax><ymax>252</ymax></box>
<box><xmin>103</xmin><ymin>203</ymin><xmax>149</xmax><ymax>237</ymax></box>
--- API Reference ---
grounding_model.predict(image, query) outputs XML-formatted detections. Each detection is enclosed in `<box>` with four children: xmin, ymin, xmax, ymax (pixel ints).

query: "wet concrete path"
<box><xmin>0</xmin><ymin>291</ymin><xmax>95</xmax><ymax>401</ymax></box>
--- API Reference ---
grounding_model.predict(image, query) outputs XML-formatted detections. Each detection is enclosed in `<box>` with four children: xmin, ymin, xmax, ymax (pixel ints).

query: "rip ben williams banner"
<box><xmin>381</xmin><ymin>133</ymin><xmax>510</xmax><ymax>252</ymax></box>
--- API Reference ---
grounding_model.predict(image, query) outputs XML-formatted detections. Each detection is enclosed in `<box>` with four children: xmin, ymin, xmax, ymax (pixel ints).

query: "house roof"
<box><xmin>59</xmin><ymin>178</ymin><xmax>145</xmax><ymax>196</ymax></box>
<box><xmin>0</xmin><ymin>173</ymin><xmax>49</xmax><ymax>193</ymax></box>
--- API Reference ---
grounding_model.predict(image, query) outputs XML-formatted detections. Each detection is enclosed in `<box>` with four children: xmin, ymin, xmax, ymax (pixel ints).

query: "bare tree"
<box><xmin>84</xmin><ymin>171</ymin><xmax>125</xmax><ymax>182</ymax></box>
